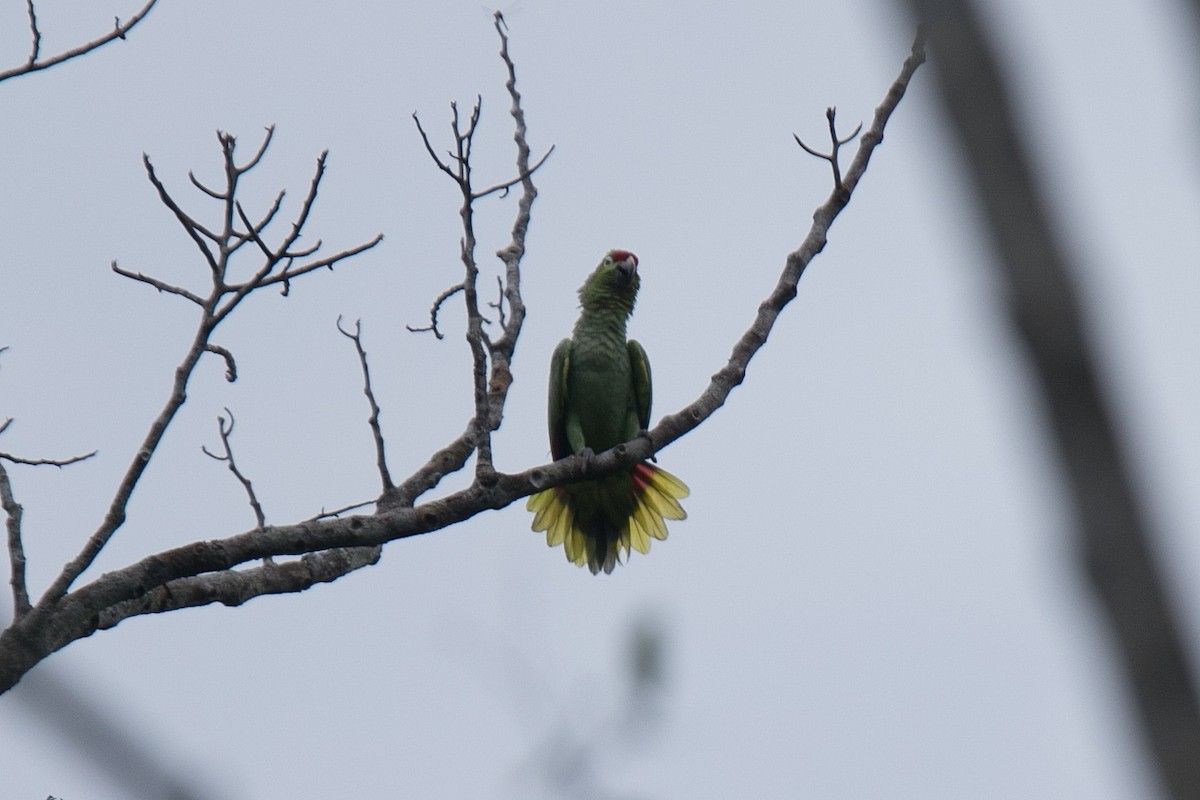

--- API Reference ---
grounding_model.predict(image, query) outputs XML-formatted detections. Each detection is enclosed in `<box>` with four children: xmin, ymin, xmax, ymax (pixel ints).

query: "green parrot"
<box><xmin>526</xmin><ymin>249</ymin><xmax>689</xmax><ymax>574</ymax></box>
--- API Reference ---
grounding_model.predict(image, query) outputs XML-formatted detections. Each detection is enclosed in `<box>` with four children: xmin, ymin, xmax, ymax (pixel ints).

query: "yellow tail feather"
<box><xmin>527</xmin><ymin>463</ymin><xmax>689</xmax><ymax>573</ymax></box>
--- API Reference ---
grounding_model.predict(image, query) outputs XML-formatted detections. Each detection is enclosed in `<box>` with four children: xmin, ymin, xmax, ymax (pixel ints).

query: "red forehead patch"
<box><xmin>610</xmin><ymin>250</ymin><xmax>638</xmax><ymax>266</ymax></box>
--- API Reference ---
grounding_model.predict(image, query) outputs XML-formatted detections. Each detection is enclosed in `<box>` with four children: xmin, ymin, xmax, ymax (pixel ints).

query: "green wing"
<box><xmin>628</xmin><ymin>339</ymin><xmax>652</xmax><ymax>431</ymax></box>
<box><xmin>547</xmin><ymin>338</ymin><xmax>573</xmax><ymax>460</ymax></box>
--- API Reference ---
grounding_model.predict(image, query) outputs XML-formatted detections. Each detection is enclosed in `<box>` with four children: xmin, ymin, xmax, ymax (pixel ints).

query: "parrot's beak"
<box><xmin>615</xmin><ymin>257</ymin><xmax>637</xmax><ymax>286</ymax></box>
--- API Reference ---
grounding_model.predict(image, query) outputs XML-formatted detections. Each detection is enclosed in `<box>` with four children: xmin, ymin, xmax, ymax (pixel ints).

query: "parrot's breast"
<box><xmin>567</xmin><ymin>324</ymin><xmax>637</xmax><ymax>452</ymax></box>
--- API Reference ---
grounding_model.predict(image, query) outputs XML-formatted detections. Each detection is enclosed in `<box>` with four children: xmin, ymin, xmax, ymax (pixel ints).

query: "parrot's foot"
<box><xmin>637</xmin><ymin>428</ymin><xmax>658</xmax><ymax>462</ymax></box>
<box><xmin>575</xmin><ymin>446</ymin><xmax>595</xmax><ymax>476</ymax></box>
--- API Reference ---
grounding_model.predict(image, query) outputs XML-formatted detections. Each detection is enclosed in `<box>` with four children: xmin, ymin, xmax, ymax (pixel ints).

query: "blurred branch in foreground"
<box><xmin>5</xmin><ymin>653</ymin><xmax>216</xmax><ymax>800</ymax></box>
<box><xmin>904</xmin><ymin>1</ymin><xmax>1200</xmax><ymax>798</ymax></box>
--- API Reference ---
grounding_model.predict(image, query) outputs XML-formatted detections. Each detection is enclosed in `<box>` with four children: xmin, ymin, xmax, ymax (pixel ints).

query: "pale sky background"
<box><xmin>2</xmin><ymin>1</ymin><xmax>1199</xmax><ymax>798</ymax></box>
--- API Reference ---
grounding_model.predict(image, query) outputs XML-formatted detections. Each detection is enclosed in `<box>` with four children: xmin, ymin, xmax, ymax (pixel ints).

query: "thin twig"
<box><xmin>239</xmin><ymin>234</ymin><xmax>383</xmax><ymax>293</ymax></box>
<box><xmin>188</xmin><ymin>170</ymin><xmax>225</xmax><ymax>200</ymax></box>
<box><xmin>336</xmin><ymin>318</ymin><xmax>393</xmax><ymax>492</ymax></box>
<box><xmin>472</xmin><ymin>145</ymin><xmax>555</xmax><ymax>200</ymax></box>
<box><xmin>0</xmin><ymin>451</ymin><xmax>97</xmax><ymax>468</ymax></box>
<box><xmin>110</xmin><ymin>261</ymin><xmax>205</xmax><ymax>305</ymax></box>
<box><xmin>201</xmin><ymin>409</ymin><xmax>266</xmax><ymax>528</ymax></box>
<box><xmin>407</xmin><ymin>283</ymin><xmax>464</xmax><ymax>339</ymax></box>
<box><xmin>24</xmin><ymin>0</ymin><xmax>40</xmax><ymax>66</ymax></box>
<box><xmin>231</xmin><ymin>190</ymin><xmax>286</xmax><ymax>252</ymax></box>
<box><xmin>142</xmin><ymin>155</ymin><xmax>221</xmax><ymax>273</ymax></box>
<box><xmin>0</xmin><ymin>445</ymin><xmax>96</xmax><ymax>620</ymax></box>
<box><xmin>306</xmin><ymin>499</ymin><xmax>377</xmax><ymax>522</ymax></box>
<box><xmin>486</xmin><ymin>275</ymin><xmax>507</xmax><ymax>329</ymax></box>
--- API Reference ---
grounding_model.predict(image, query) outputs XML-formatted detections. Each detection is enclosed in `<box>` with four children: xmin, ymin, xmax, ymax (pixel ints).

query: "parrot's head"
<box><xmin>579</xmin><ymin>249</ymin><xmax>640</xmax><ymax>315</ymax></box>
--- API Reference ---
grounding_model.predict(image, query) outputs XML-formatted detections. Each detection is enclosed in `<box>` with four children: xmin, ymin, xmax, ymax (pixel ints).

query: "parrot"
<box><xmin>526</xmin><ymin>249</ymin><xmax>689</xmax><ymax>574</ymax></box>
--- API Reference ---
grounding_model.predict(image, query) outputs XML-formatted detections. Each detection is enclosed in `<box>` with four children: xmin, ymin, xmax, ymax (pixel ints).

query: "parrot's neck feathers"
<box><xmin>573</xmin><ymin>293</ymin><xmax>633</xmax><ymax>337</ymax></box>
<box><xmin>577</xmin><ymin>288</ymin><xmax>636</xmax><ymax>317</ymax></box>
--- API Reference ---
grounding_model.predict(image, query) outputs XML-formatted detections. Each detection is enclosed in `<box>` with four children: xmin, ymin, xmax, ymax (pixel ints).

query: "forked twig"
<box><xmin>41</xmin><ymin>127</ymin><xmax>382</xmax><ymax>605</ymax></box>
<box><xmin>401</xmin><ymin>11</ymin><xmax>549</xmax><ymax>491</ymax></box>
<box><xmin>794</xmin><ymin>107</ymin><xmax>863</xmax><ymax>194</ymax></box>
<box><xmin>407</xmin><ymin>283</ymin><xmax>465</xmax><ymax>339</ymax></box>
<box><xmin>1</xmin><ymin>439</ymin><xmax>96</xmax><ymax>620</ymax></box>
<box><xmin>202</xmin><ymin>409</ymin><xmax>266</xmax><ymax>529</ymax></box>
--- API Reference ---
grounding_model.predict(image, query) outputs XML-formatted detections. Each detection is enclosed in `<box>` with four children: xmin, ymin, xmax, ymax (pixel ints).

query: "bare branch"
<box><xmin>24</xmin><ymin>0</ymin><xmax>40</xmax><ymax>66</ymax></box>
<box><xmin>142</xmin><ymin>154</ymin><xmax>220</xmax><ymax>273</ymax></box>
<box><xmin>187</xmin><ymin>170</ymin><xmax>224</xmax><ymax>200</ymax></box>
<box><xmin>231</xmin><ymin>190</ymin><xmax>286</xmax><ymax>252</ymax></box>
<box><xmin>218</xmin><ymin>147</ymin><xmax>383</xmax><ymax>307</ymax></box>
<box><xmin>272</xmin><ymin>149</ymin><xmax>328</xmax><ymax>260</ymax></box>
<box><xmin>389</xmin><ymin>11</ymin><xmax>544</xmax><ymax>506</ymax></box>
<box><xmin>201</xmin><ymin>410</ymin><xmax>266</xmax><ymax>528</ymax></box>
<box><xmin>406</xmin><ymin>283</ymin><xmax>464</xmax><ymax>339</ymax></box>
<box><xmin>204</xmin><ymin>343</ymin><xmax>237</xmax><ymax>382</ymax></box>
<box><xmin>484</xmin><ymin>8</ymin><xmax>536</xmax><ymax>355</ymax></box>
<box><xmin>97</xmin><ymin>547</ymin><xmax>381</xmax><ymax>628</ymax></box>
<box><xmin>486</xmin><ymin>275</ymin><xmax>507</xmax><ymax>329</ymax></box>
<box><xmin>237</xmin><ymin>125</ymin><xmax>276</xmax><ymax>175</ymax></box>
<box><xmin>233</xmin><ymin>200</ymin><xmax>278</xmax><ymax>260</ymax></box>
<box><xmin>40</xmin><ymin>128</ymin><xmax>380</xmax><ymax>605</ymax></box>
<box><xmin>111</xmin><ymin>261</ymin><xmax>205</xmax><ymax>305</ymax></box>
<box><xmin>0</xmin><ymin>451</ymin><xmax>97</xmax><ymax>468</ymax></box>
<box><xmin>336</xmin><ymin>318</ymin><xmax>393</xmax><ymax>492</ymax></box>
<box><xmin>412</xmin><ymin>112</ymin><xmax>457</xmax><ymax>179</ymax></box>
<box><xmin>0</xmin><ymin>441</ymin><xmax>95</xmax><ymax>620</ymax></box>
<box><xmin>0</xmin><ymin>0</ymin><xmax>160</xmax><ymax>84</ymax></box>
<box><xmin>415</xmin><ymin>98</ymin><xmax>492</xmax><ymax>473</ymax></box>
<box><xmin>471</xmin><ymin>144</ymin><xmax>555</xmax><ymax>200</ymax></box>
<box><xmin>306</xmin><ymin>499</ymin><xmax>376</xmax><ymax>522</ymax></box>
<box><xmin>1</xmin><ymin>462</ymin><xmax>30</xmax><ymax>618</ymax></box>
<box><xmin>237</xmin><ymin>234</ymin><xmax>384</xmax><ymax>293</ymax></box>
<box><xmin>631</xmin><ymin>32</ymin><xmax>928</xmax><ymax>462</ymax></box>
<box><xmin>0</xmin><ymin>413</ymin><xmax>98</xmax><ymax>469</ymax></box>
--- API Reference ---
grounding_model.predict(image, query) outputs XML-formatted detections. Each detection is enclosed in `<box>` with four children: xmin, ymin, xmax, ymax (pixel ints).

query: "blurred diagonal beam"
<box><xmin>11</xmin><ymin>659</ymin><xmax>215</xmax><ymax>800</ymax></box>
<box><xmin>903</xmin><ymin>1</ymin><xmax>1200</xmax><ymax>798</ymax></box>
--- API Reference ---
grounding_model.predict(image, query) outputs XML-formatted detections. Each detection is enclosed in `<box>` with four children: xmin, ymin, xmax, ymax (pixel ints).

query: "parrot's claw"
<box><xmin>637</xmin><ymin>428</ymin><xmax>658</xmax><ymax>462</ymax></box>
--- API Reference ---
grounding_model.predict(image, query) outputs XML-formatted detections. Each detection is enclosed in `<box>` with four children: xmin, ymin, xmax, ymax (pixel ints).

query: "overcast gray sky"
<box><xmin>2</xmin><ymin>1</ymin><xmax>1199</xmax><ymax>798</ymax></box>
